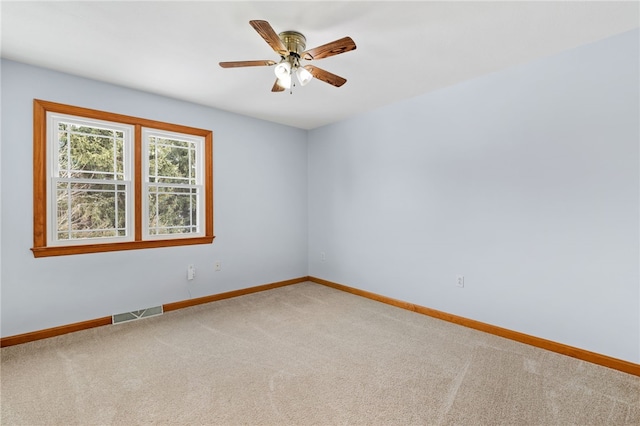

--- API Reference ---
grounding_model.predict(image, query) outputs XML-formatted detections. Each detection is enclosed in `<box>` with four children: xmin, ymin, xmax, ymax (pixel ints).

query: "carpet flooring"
<box><xmin>1</xmin><ymin>282</ymin><xmax>639</xmax><ymax>425</ymax></box>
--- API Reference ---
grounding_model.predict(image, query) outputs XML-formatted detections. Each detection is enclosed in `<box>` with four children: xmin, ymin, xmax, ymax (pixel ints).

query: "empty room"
<box><xmin>1</xmin><ymin>1</ymin><xmax>639</xmax><ymax>424</ymax></box>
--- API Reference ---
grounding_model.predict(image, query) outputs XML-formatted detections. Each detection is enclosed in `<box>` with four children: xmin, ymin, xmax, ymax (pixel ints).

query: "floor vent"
<box><xmin>112</xmin><ymin>306</ymin><xmax>163</xmax><ymax>324</ymax></box>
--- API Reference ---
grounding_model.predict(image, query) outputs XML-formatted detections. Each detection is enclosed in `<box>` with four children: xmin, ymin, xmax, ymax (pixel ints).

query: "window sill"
<box><xmin>31</xmin><ymin>236</ymin><xmax>215</xmax><ymax>257</ymax></box>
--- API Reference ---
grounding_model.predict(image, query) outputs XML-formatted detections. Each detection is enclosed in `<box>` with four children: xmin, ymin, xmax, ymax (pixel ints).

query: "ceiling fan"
<box><xmin>219</xmin><ymin>20</ymin><xmax>356</xmax><ymax>92</ymax></box>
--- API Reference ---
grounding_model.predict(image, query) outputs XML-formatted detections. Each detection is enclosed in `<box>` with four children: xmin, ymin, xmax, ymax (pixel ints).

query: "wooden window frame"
<box><xmin>32</xmin><ymin>99</ymin><xmax>214</xmax><ymax>257</ymax></box>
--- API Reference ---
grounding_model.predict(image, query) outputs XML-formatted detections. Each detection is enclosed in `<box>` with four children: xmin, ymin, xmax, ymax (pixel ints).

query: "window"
<box><xmin>143</xmin><ymin>128</ymin><xmax>205</xmax><ymax>239</ymax></box>
<box><xmin>32</xmin><ymin>99</ymin><xmax>214</xmax><ymax>257</ymax></box>
<box><xmin>50</xmin><ymin>114</ymin><xmax>134</xmax><ymax>244</ymax></box>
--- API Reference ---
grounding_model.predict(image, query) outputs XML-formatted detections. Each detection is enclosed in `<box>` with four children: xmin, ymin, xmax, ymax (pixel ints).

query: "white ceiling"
<box><xmin>2</xmin><ymin>1</ymin><xmax>638</xmax><ymax>129</ymax></box>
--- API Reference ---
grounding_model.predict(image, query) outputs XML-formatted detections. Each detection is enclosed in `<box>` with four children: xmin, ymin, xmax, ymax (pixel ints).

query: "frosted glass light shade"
<box><xmin>296</xmin><ymin>67</ymin><xmax>313</xmax><ymax>86</ymax></box>
<box><xmin>277</xmin><ymin>74</ymin><xmax>292</xmax><ymax>89</ymax></box>
<box><xmin>274</xmin><ymin>61</ymin><xmax>291</xmax><ymax>80</ymax></box>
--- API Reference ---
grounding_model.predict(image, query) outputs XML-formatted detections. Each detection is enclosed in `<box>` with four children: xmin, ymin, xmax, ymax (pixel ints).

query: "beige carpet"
<box><xmin>1</xmin><ymin>282</ymin><xmax>638</xmax><ymax>425</ymax></box>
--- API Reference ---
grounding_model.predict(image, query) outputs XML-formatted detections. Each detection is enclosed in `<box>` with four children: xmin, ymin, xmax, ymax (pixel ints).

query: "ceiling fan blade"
<box><xmin>301</xmin><ymin>37</ymin><xmax>356</xmax><ymax>61</ymax></box>
<box><xmin>271</xmin><ymin>79</ymin><xmax>285</xmax><ymax>92</ymax></box>
<box><xmin>249</xmin><ymin>20</ymin><xmax>288</xmax><ymax>56</ymax></box>
<box><xmin>304</xmin><ymin>65</ymin><xmax>347</xmax><ymax>87</ymax></box>
<box><xmin>219</xmin><ymin>60</ymin><xmax>276</xmax><ymax>68</ymax></box>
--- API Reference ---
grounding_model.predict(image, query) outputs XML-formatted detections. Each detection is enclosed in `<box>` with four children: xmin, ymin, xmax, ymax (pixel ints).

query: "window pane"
<box><xmin>58</xmin><ymin>124</ymin><xmax>69</xmax><ymax>173</ymax></box>
<box><xmin>116</xmin><ymin>137</ymin><xmax>124</xmax><ymax>176</ymax></box>
<box><xmin>148</xmin><ymin>136</ymin><xmax>197</xmax><ymax>184</ymax></box>
<box><xmin>148</xmin><ymin>187</ymin><xmax>199</xmax><ymax>235</ymax></box>
<box><xmin>55</xmin><ymin>181</ymin><xmax>127</xmax><ymax>240</ymax></box>
<box><xmin>57</xmin><ymin>122</ymin><xmax>125</xmax><ymax>180</ymax></box>
<box><xmin>189</xmin><ymin>148</ymin><xmax>196</xmax><ymax>184</ymax></box>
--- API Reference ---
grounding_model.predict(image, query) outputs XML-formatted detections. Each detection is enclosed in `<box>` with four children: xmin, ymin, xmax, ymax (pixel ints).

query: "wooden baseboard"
<box><xmin>0</xmin><ymin>316</ymin><xmax>112</xmax><ymax>348</ymax></box>
<box><xmin>163</xmin><ymin>276</ymin><xmax>310</xmax><ymax>312</ymax></box>
<box><xmin>0</xmin><ymin>276</ymin><xmax>310</xmax><ymax>348</ymax></box>
<box><xmin>308</xmin><ymin>276</ymin><xmax>640</xmax><ymax>377</ymax></box>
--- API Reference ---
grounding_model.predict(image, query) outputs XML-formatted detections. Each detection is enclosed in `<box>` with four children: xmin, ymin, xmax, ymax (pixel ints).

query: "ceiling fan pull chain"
<box><xmin>289</xmin><ymin>68</ymin><xmax>294</xmax><ymax>95</ymax></box>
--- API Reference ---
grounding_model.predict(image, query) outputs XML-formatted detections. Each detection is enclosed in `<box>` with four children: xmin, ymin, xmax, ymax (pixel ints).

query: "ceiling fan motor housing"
<box><xmin>279</xmin><ymin>31</ymin><xmax>306</xmax><ymax>56</ymax></box>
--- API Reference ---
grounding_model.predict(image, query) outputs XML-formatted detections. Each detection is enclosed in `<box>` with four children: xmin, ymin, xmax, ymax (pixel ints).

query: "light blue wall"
<box><xmin>0</xmin><ymin>60</ymin><xmax>308</xmax><ymax>337</ymax></box>
<box><xmin>2</xmin><ymin>29</ymin><xmax>639</xmax><ymax>364</ymax></box>
<box><xmin>308</xmin><ymin>29</ymin><xmax>640</xmax><ymax>363</ymax></box>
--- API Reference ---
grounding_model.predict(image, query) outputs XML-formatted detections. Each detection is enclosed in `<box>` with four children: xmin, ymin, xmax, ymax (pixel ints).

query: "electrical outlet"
<box><xmin>187</xmin><ymin>264</ymin><xmax>196</xmax><ymax>280</ymax></box>
<box><xmin>456</xmin><ymin>275</ymin><xmax>464</xmax><ymax>288</ymax></box>
<box><xmin>320</xmin><ymin>251</ymin><xmax>326</xmax><ymax>262</ymax></box>
<box><xmin>214</xmin><ymin>261</ymin><xmax>221</xmax><ymax>271</ymax></box>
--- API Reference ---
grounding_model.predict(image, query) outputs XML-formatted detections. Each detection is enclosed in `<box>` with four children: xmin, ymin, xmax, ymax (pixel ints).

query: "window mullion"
<box><xmin>134</xmin><ymin>124</ymin><xmax>143</xmax><ymax>241</ymax></box>
<box><xmin>66</xmin><ymin>127</ymin><xmax>71</xmax><ymax>177</ymax></box>
<box><xmin>66</xmin><ymin>180</ymin><xmax>72</xmax><ymax>241</ymax></box>
<box><xmin>189</xmin><ymin>145</ymin><xmax>194</xmax><ymax>232</ymax></box>
<box><xmin>115</xmin><ymin>183</ymin><xmax>119</xmax><ymax>237</ymax></box>
<box><xmin>153</xmin><ymin>138</ymin><xmax>158</xmax><ymax>236</ymax></box>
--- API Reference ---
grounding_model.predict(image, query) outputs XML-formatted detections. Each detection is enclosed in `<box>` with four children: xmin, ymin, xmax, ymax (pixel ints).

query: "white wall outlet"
<box><xmin>456</xmin><ymin>275</ymin><xmax>464</xmax><ymax>288</ymax></box>
<box><xmin>320</xmin><ymin>251</ymin><xmax>326</xmax><ymax>262</ymax></box>
<box><xmin>187</xmin><ymin>264</ymin><xmax>195</xmax><ymax>280</ymax></box>
<box><xmin>214</xmin><ymin>261</ymin><xmax>221</xmax><ymax>271</ymax></box>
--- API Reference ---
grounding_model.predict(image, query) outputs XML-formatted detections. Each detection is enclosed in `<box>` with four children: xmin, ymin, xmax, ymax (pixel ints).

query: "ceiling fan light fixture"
<box><xmin>274</xmin><ymin>61</ymin><xmax>291</xmax><ymax>80</ymax></box>
<box><xmin>277</xmin><ymin>74</ymin><xmax>292</xmax><ymax>89</ymax></box>
<box><xmin>296</xmin><ymin>66</ymin><xmax>313</xmax><ymax>86</ymax></box>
